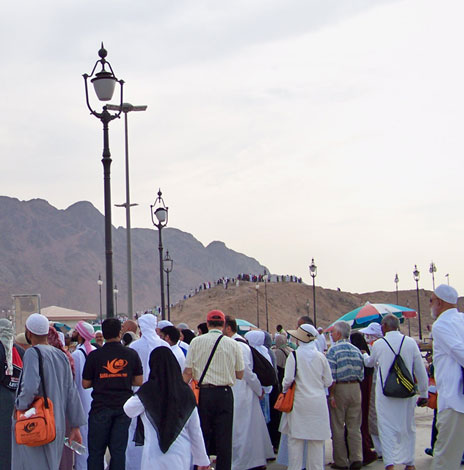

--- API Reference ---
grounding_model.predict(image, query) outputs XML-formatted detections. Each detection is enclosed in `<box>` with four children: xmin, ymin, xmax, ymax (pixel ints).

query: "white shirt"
<box><xmin>432</xmin><ymin>308</ymin><xmax>464</xmax><ymax>413</ymax></box>
<box><xmin>171</xmin><ymin>343</ymin><xmax>186</xmax><ymax>371</ymax></box>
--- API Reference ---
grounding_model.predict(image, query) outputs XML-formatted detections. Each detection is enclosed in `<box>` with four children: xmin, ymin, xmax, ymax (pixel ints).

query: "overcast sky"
<box><xmin>1</xmin><ymin>0</ymin><xmax>463</xmax><ymax>295</ymax></box>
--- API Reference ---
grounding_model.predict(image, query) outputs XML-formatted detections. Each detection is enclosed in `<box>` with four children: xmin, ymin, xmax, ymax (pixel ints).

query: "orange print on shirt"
<box><xmin>103</xmin><ymin>358</ymin><xmax>128</xmax><ymax>374</ymax></box>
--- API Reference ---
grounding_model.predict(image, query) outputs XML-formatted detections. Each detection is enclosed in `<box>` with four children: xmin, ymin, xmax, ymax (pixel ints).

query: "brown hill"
<box><xmin>171</xmin><ymin>281</ymin><xmax>454</xmax><ymax>337</ymax></box>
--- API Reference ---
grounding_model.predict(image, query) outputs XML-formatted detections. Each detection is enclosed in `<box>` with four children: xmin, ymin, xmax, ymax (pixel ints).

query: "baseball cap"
<box><xmin>206</xmin><ymin>310</ymin><xmax>225</xmax><ymax>322</ymax></box>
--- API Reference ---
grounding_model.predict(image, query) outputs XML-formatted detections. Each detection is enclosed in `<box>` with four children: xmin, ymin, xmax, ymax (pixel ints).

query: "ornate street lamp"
<box><xmin>255</xmin><ymin>283</ymin><xmax>260</xmax><ymax>328</ymax></box>
<box><xmin>394</xmin><ymin>273</ymin><xmax>399</xmax><ymax>305</ymax></box>
<box><xmin>97</xmin><ymin>274</ymin><xmax>103</xmax><ymax>324</ymax></box>
<box><xmin>150</xmin><ymin>189</ymin><xmax>168</xmax><ymax>320</ymax></box>
<box><xmin>429</xmin><ymin>261</ymin><xmax>437</xmax><ymax>290</ymax></box>
<box><xmin>83</xmin><ymin>44</ymin><xmax>124</xmax><ymax>318</ymax></box>
<box><xmin>163</xmin><ymin>250</ymin><xmax>173</xmax><ymax>321</ymax></box>
<box><xmin>264</xmin><ymin>269</ymin><xmax>269</xmax><ymax>332</ymax></box>
<box><xmin>413</xmin><ymin>265</ymin><xmax>422</xmax><ymax>341</ymax></box>
<box><xmin>113</xmin><ymin>284</ymin><xmax>119</xmax><ymax>316</ymax></box>
<box><xmin>109</xmin><ymin>102</ymin><xmax>147</xmax><ymax>319</ymax></box>
<box><xmin>309</xmin><ymin>258</ymin><xmax>318</xmax><ymax>326</ymax></box>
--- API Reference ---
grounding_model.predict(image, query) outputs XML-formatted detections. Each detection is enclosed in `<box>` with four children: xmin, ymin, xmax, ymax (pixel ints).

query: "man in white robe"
<box><xmin>224</xmin><ymin>316</ymin><xmax>275</xmax><ymax>470</ymax></box>
<box><xmin>160</xmin><ymin>325</ymin><xmax>186</xmax><ymax>371</ymax></box>
<box><xmin>71</xmin><ymin>321</ymin><xmax>96</xmax><ymax>470</ymax></box>
<box><xmin>364</xmin><ymin>314</ymin><xmax>428</xmax><ymax>470</ymax></box>
<box><xmin>126</xmin><ymin>314</ymin><xmax>170</xmax><ymax>470</ymax></box>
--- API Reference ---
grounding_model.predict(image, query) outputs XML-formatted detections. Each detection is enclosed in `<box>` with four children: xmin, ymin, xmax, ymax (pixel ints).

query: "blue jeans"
<box><xmin>88</xmin><ymin>407</ymin><xmax>131</xmax><ymax>470</ymax></box>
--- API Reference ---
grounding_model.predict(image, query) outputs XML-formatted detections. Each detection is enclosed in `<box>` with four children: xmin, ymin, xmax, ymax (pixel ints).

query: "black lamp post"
<box><xmin>394</xmin><ymin>273</ymin><xmax>399</xmax><ymax>305</ymax></box>
<box><xmin>255</xmin><ymin>283</ymin><xmax>260</xmax><ymax>328</ymax></box>
<box><xmin>150</xmin><ymin>189</ymin><xmax>168</xmax><ymax>320</ymax></box>
<box><xmin>429</xmin><ymin>261</ymin><xmax>437</xmax><ymax>290</ymax></box>
<box><xmin>413</xmin><ymin>265</ymin><xmax>422</xmax><ymax>341</ymax></box>
<box><xmin>83</xmin><ymin>44</ymin><xmax>124</xmax><ymax>319</ymax></box>
<box><xmin>164</xmin><ymin>250</ymin><xmax>173</xmax><ymax>321</ymax></box>
<box><xmin>97</xmin><ymin>274</ymin><xmax>103</xmax><ymax>324</ymax></box>
<box><xmin>113</xmin><ymin>284</ymin><xmax>119</xmax><ymax>316</ymax></box>
<box><xmin>309</xmin><ymin>258</ymin><xmax>318</xmax><ymax>326</ymax></box>
<box><xmin>264</xmin><ymin>270</ymin><xmax>269</xmax><ymax>332</ymax></box>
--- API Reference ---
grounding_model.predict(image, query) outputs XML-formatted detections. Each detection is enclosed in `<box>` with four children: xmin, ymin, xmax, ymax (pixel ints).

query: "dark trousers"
<box><xmin>198</xmin><ymin>386</ymin><xmax>234</xmax><ymax>470</ymax></box>
<box><xmin>87</xmin><ymin>407</ymin><xmax>131</xmax><ymax>470</ymax></box>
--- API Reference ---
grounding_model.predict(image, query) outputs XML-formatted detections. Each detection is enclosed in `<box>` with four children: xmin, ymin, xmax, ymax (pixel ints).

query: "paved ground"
<box><xmin>268</xmin><ymin>406</ymin><xmax>435</xmax><ymax>469</ymax></box>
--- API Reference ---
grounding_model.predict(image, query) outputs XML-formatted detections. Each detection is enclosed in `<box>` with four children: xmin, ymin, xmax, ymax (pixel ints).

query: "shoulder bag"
<box><xmin>189</xmin><ymin>335</ymin><xmax>223</xmax><ymax>403</ymax></box>
<box><xmin>274</xmin><ymin>350</ymin><xmax>297</xmax><ymax>413</ymax></box>
<box><xmin>15</xmin><ymin>347</ymin><xmax>56</xmax><ymax>446</ymax></box>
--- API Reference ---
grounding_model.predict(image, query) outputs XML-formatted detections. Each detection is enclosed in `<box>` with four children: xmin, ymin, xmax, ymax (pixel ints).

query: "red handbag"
<box><xmin>274</xmin><ymin>351</ymin><xmax>297</xmax><ymax>413</ymax></box>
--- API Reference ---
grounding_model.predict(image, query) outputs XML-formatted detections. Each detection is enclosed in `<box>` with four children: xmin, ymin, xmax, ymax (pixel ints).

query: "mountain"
<box><xmin>0</xmin><ymin>196</ymin><xmax>266</xmax><ymax>314</ymax></box>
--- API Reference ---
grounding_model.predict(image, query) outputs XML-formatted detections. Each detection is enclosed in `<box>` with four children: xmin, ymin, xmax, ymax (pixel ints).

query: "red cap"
<box><xmin>206</xmin><ymin>310</ymin><xmax>225</xmax><ymax>322</ymax></box>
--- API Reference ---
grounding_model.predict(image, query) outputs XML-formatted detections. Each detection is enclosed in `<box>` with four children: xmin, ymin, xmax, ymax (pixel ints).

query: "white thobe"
<box><xmin>71</xmin><ymin>343</ymin><xmax>95</xmax><ymax>470</ymax></box>
<box><xmin>231</xmin><ymin>334</ymin><xmax>274</xmax><ymax>470</ymax></box>
<box><xmin>364</xmin><ymin>331</ymin><xmax>428</xmax><ymax>467</ymax></box>
<box><xmin>126</xmin><ymin>319</ymin><xmax>170</xmax><ymax>470</ymax></box>
<box><xmin>124</xmin><ymin>395</ymin><xmax>210</xmax><ymax>470</ymax></box>
<box><xmin>171</xmin><ymin>343</ymin><xmax>186</xmax><ymax>371</ymax></box>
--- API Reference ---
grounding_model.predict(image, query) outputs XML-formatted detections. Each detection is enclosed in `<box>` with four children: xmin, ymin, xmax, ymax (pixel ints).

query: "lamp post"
<box><xmin>429</xmin><ymin>261</ymin><xmax>437</xmax><ymax>290</ymax></box>
<box><xmin>309</xmin><ymin>258</ymin><xmax>318</xmax><ymax>326</ymax></box>
<box><xmin>113</xmin><ymin>284</ymin><xmax>119</xmax><ymax>317</ymax></box>
<box><xmin>109</xmin><ymin>103</ymin><xmax>147</xmax><ymax>319</ymax></box>
<box><xmin>413</xmin><ymin>265</ymin><xmax>422</xmax><ymax>341</ymax></box>
<box><xmin>150</xmin><ymin>189</ymin><xmax>168</xmax><ymax>320</ymax></box>
<box><xmin>255</xmin><ymin>284</ymin><xmax>260</xmax><ymax>328</ymax></box>
<box><xmin>83</xmin><ymin>44</ymin><xmax>124</xmax><ymax>319</ymax></box>
<box><xmin>264</xmin><ymin>270</ymin><xmax>269</xmax><ymax>332</ymax></box>
<box><xmin>163</xmin><ymin>250</ymin><xmax>173</xmax><ymax>321</ymax></box>
<box><xmin>97</xmin><ymin>274</ymin><xmax>103</xmax><ymax>324</ymax></box>
<box><xmin>445</xmin><ymin>273</ymin><xmax>450</xmax><ymax>285</ymax></box>
<box><xmin>394</xmin><ymin>273</ymin><xmax>399</xmax><ymax>305</ymax></box>
<box><xmin>306</xmin><ymin>300</ymin><xmax>310</xmax><ymax>316</ymax></box>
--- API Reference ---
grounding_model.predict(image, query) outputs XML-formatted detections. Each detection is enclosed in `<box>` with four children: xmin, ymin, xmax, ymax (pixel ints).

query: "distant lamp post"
<box><xmin>306</xmin><ymin>300</ymin><xmax>310</xmax><ymax>316</ymax></box>
<box><xmin>445</xmin><ymin>273</ymin><xmax>450</xmax><ymax>285</ymax></box>
<box><xmin>113</xmin><ymin>284</ymin><xmax>119</xmax><ymax>317</ymax></box>
<box><xmin>309</xmin><ymin>258</ymin><xmax>318</xmax><ymax>326</ymax></box>
<box><xmin>413</xmin><ymin>265</ymin><xmax>422</xmax><ymax>341</ymax></box>
<box><xmin>97</xmin><ymin>274</ymin><xmax>103</xmax><ymax>324</ymax></box>
<box><xmin>264</xmin><ymin>270</ymin><xmax>269</xmax><ymax>332</ymax></box>
<box><xmin>150</xmin><ymin>189</ymin><xmax>168</xmax><ymax>320</ymax></box>
<box><xmin>255</xmin><ymin>283</ymin><xmax>260</xmax><ymax>328</ymax></box>
<box><xmin>83</xmin><ymin>43</ymin><xmax>124</xmax><ymax>319</ymax></box>
<box><xmin>110</xmin><ymin>102</ymin><xmax>148</xmax><ymax>319</ymax></box>
<box><xmin>394</xmin><ymin>273</ymin><xmax>399</xmax><ymax>305</ymax></box>
<box><xmin>429</xmin><ymin>261</ymin><xmax>437</xmax><ymax>290</ymax></box>
<box><xmin>163</xmin><ymin>250</ymin><xmax>173</xmax><ymax>322</ymax></box>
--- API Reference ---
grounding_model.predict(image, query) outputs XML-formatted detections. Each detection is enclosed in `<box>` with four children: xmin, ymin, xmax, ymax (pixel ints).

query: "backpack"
<box><xmin>379</xmin><ymin>336</ymin><xmax>417</xmax><ymax>398</ymax></box>
<box><xmin>236</xmin><ymin>338</ymin><xmax>278</xmax><ymax>387</ymax></box>
<box><xmin>1</xmin><ymin>344</ymin><xmax>23</xmax><ymax>391</ymax></box>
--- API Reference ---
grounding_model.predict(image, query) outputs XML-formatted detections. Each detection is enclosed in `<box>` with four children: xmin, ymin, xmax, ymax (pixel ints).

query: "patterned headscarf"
<box><xmin>48</xmin><ymin>326</ymin><xmax>75</xmax><ymax>377</ymax></box>
<box><xmin>0</xmin><ymin>319</ymin><xmax>14</xmax><ymax>375</ymax></box>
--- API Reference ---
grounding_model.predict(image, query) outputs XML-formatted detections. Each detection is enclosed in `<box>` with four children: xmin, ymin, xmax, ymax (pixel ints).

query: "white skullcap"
<box><xmin>435</xmin><ymin>284</ymin><xmax>458</xmax><ymax>305</ymax></box>
<box><xmin>157</xmin><ymin>320</ymin><xmax>173</xmax><ymax>329</ymax></box>
<box><xmin>26</xmin><ymin>313</ymin><xmax>50</xmax><ymax>335</ymax></box>
<box><xmin>359</xmin><ymin>322</ymin><xmax>383</xmax><ymax>337</ymax></box>
<box><xmin>300</xmin><ymin>324</ymin><xmax>319</xmax><ymax>338</ymax></box>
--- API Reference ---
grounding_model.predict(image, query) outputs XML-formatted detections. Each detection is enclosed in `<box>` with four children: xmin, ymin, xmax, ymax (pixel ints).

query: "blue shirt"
<box><xmin>326</xmin><ymin>339</ymin><xmax>364</xmax><ymax>383</ymax></box>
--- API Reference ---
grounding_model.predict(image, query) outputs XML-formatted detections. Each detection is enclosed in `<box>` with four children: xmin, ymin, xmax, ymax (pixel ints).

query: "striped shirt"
<box><xmin>326</xmin><ymin>339</ymin><xmax>364</xmax><ymax>383</ymax></box>
<box><xmin>185</xmin><ymin>329</ymin><xmax>244</xmax><ymax>386</ymax></box>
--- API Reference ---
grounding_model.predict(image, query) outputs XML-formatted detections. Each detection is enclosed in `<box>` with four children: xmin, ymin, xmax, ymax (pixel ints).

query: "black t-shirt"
<box><xmin>82</xmin><ymin>341</ymin><xmax>143</xmax><ymax>412</ymax></box>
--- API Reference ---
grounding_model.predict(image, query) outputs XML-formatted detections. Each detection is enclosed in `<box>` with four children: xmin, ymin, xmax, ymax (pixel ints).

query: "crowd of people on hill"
<box><xmin>0</xmin><ymin>283</ymin><xmax>462</xmax><ymax>470</ymax></box>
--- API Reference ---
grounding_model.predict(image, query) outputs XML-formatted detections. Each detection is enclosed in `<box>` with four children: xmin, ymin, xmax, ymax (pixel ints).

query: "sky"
<box><xmin>1</xmin><ymin>0</ymin><xmax>463</xmax><ymax>295</ymax></box>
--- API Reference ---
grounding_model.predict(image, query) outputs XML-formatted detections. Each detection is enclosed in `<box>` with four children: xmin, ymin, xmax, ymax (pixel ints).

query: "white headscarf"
<box><xmin>245</xmin><ymin>330</ymin><xmax>272</xmax><ymax>364</ymax></box>
<box><xmin>0</xmin><ymin>319</ymin><xmax>15</xmax><ymax>375</ymax></box>
<box><xmin>137</xmin><ymin>314</ymin><xmax>160</xmax><ymax>350</ymax></box>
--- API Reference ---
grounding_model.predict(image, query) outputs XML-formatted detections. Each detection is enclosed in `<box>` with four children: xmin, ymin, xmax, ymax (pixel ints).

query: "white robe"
<box><xmin>123</xmin><ymin>395</ymin><xmax>210</xmax><ymax>469</ymax></box>
<box><xmin>231</xmin><ymin>334</ymin><xmax>274</xmax><ymax>470</ymax></box>
<box><xmin>126</xmin><ymin>315</ymin><xmax>170</xmax><ymax>470</ymax></box>
<box><xmin>71</xmin><ymin>343</ymin><xmax>96</xmax><ymax>470</ymax></box>
<box><xmin>171</xmin><ymin>343</ymin><xmax>186</xmax><ymax>371</ymax></box>
<box><xmin>364</xmin><ymin>331</ymin><xmax>428</xmax><ymax>467</ymax></box>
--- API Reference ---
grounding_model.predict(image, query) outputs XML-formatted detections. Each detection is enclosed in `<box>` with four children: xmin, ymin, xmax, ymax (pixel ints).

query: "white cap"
<box><xmin>359</xmin><ymin>322</ymin><xmax>383</xmax><ymax>337</ymax></box>
<box><xmin>435</xmin><ymin>284</ymin><xmax>458</xmax><ymax>304</ymax></box>
<box><xmin>157</xmin><ymin>320</ymin><xmax>173</xmax><ymax>329</ymax></box>
<box><xmin>25</xmin><ymin>313</ymin><xmax>50</xmax><ymax>335</ymax></box>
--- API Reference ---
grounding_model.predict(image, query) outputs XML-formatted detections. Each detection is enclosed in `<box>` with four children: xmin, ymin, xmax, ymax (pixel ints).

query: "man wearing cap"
<box><xmin>183</xmin><ymin>310</ymin><xmax>244</xmax><ymax>470</ymax></box>
<box><xmin>430</xmin><ymin>284</ymin><xmax>464</xmax><ymax>470</ymax></box>
<box><xmin>363</xmin><ymin>314</ymin><xmax>428</xmax><ymax>470</ymax></box>
<box><xmin>71</xmin><ymin>321</ymin><xmax>96</xmax><ymax>470</ymax></box>
<box><xmin>326</xmin><ymin>321</ymin><xmax>364</xmax><ymax>470</ymax></box>
<box><xmin>12</xmin><ymin>313</ymin><xmax>86</xmax><ymax>470</ymax></box>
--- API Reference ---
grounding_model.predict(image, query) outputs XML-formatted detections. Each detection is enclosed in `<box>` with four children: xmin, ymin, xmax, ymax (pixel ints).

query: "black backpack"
<box><xmin>236</xmin><ymin>338</ymin><xmax>278</xmax><ymax>387</ymax></box>
<box><xmin>0</xmin><ymin>343</ymin><xmax>23</xmax><ymax>391</ymax></box>
<box><xmin>379</xmin><ymin>336</ymin><xmax>417</xmax><ymax>398</ymax></box>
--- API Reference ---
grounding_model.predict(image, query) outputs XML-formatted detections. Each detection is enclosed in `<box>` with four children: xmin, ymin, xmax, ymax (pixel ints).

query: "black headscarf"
<box><xmin>350</xmin><ymin>331</ymin><xmax>373</xmax><ymax>377</ymax></box>
<box><xmin>136</xmin><ymin>346</ymin><xmax>196</xmax><ymax>453</ymax></box>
